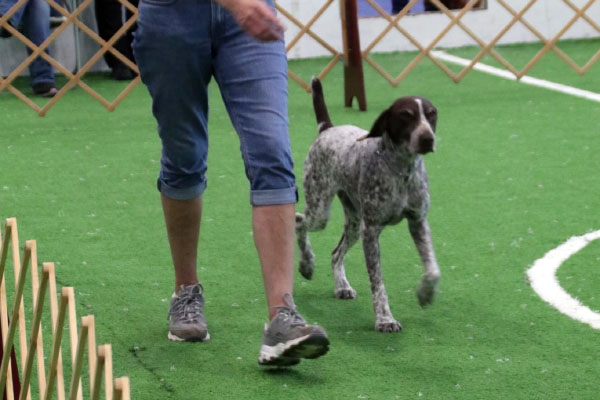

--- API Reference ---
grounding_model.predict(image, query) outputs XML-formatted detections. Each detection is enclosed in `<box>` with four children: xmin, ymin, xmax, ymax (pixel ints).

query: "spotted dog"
<box><xmin>295</xmin><ymin>78</ymin><xmax>441</xmax><ymax>332</ymax></box>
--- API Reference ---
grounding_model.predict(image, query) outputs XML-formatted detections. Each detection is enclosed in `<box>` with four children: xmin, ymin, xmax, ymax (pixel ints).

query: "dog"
<box><xmin>295</xmin><ymin>78</ymin><xmax>441</xmax><ymax>332</ymax></box>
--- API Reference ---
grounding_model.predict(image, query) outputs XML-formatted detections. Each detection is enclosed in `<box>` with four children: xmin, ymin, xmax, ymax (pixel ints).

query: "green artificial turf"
<box><xmin>1</xmin><ymin>39</ymin><xmax>600</xmax><ymax>399</ymax></box>
<box><xmin>557</xmin><ymin>239</ymin><xmax>600</xmax><ymax>314</ymax></box>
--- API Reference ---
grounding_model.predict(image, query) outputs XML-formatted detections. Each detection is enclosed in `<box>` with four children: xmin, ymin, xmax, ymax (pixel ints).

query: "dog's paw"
<box><xmin>335</xmin><ymin>287</ymin><xmax>357</xmax><ymax>299</ymax></box>
<box><xmin>416</xmin><ymin>276</ymin><xmax>439</xmax><ymax>307</ymax></box>
<box><xmin>299</xmin><ymin>257</ymin><xmax>314</xmax><ymax>280</ymax></box>
<box><xmin>375</xmin><ymin>319</ymin><xmax>403</xmax><ymax>333</ymax></box>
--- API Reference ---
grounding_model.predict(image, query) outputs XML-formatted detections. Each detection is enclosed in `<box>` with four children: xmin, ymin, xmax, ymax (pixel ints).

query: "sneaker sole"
<box><xmin>258</xmin><ymin>332</ymin><xmax>329</xmax><ymax>366</ymax></box>
<box><xmin>167</xmin><ymin>331</ymin><xmax>210</xmax><ymax>342</ymax></box>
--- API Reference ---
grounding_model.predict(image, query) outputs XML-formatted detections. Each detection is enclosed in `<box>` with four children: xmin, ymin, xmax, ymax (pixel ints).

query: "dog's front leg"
<box><xmin>362</xmin><ymin>224</ymin><xmax>402</xmax><ymax>332</ymax></box>
<box><xmin>408</xmin><ymin>218</ymin><xmax>441</xmax><ymax>306</ymax></box>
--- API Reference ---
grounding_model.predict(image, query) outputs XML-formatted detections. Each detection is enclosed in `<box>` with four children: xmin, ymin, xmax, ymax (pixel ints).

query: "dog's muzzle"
<box><xmin>417</xmin><ymin>133</ymin><xmax>435</xmax><ymax>154</ymax></box>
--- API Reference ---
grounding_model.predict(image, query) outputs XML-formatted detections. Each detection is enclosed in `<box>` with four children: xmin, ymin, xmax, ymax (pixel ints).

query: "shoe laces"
<box><xmin>169</xmin><ymin>285</ymin><xmax>204</xmax><ymax>323</ymax></box>
<box><xmin>274</xmin><ymin>293</ymin><xmax>306</xmax><ymax>327</ymax></box>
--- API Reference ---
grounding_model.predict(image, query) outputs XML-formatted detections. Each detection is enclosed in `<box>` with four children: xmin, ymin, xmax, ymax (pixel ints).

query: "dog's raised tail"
<box><xmin>311</xmin><ymin>77</ymin><xmax>333</xmax><ymax>134</ymax></box>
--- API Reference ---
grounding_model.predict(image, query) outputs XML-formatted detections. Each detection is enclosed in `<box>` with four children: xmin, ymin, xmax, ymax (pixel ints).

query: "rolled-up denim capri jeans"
<box><xmin>132</xmin><ymin>0</ymin><xmax>297</xmax><ymax>205</ymax></box>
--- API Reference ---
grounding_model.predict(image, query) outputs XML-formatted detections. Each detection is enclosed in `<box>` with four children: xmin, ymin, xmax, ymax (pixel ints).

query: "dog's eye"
<box><xmin>426</xmin><ymin>109</ymin><xmax>437</xmax><ymax>118</ymax></box>
<box><xmin>399</xmin><ymin>110</ymin><xmax>415</xmax><ymax>118</ymax></box>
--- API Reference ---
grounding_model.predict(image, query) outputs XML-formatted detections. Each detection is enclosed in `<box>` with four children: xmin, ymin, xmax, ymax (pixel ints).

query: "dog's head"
<box><xmin>362</xmin><ymin>96</ymin><xmax>437</xmax><ymax>155</ymax></box>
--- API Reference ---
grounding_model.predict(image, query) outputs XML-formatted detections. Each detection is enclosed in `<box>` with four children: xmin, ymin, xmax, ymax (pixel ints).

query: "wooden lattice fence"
<box><xmin>1</xmin><ymin>0</ymin><xmax>599</xmax><ymax>115</ymax></box>
<box><xmin>1</xmin><ymin>218</ymin><xmax>130</xmax><ymax>400</ymax></box>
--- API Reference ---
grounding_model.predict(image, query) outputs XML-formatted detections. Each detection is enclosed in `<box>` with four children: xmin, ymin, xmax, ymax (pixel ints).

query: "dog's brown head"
<box><xmin>363</xmin><ymin>96</ymin><xmax>437</xmax><ymax>155</ymax></box>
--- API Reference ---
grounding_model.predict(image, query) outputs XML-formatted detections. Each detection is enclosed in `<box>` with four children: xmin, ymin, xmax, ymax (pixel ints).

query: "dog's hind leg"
<box><xmin>408</xmin><ymin>218</ymin><xmax>441</xmax><ymax>307</ymax></box>
<box><xmin>362</xmin><ymin>224</ymin><xmax>402</xmax><ymax>332</ymax></box>
<box><xmin>296</xmin><ymin>182</ymin><xmax>336</xmax><ymax>280</ymax></box>
<box><xmin>331</xmin><ymin>192</ymin><xmax>359</xmax><ymax>299</ymax></box>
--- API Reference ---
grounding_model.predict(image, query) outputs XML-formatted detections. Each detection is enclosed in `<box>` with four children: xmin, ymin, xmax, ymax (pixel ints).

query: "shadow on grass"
<box><xmin>260</xmin><ymin>365</ymin><xmax>327</xmax><ymax>385</ymax></box>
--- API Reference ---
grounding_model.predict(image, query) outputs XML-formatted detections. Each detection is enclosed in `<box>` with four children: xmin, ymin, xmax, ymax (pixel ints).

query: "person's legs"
<box><xmin>213</xmin><ymin>1</ymin><xmax>296</xmax><ymax>314</ymax></box>
<box><xmin>252</xmin><ymin>204</ymin><xmax>295</xmax><ymax>320</ymax></box>
<box><xmin>161</xmin><ymin>194</ymin><xmax>209</xmax><ymax>342</ymax></box>
<box><xmin>161</xmin><ymin>195</ymin><xmax>202</xmax><ymax>293</ymax></box>
<box><xmin>214</xmin><ymin>0</ymin><xmax>328</xmax><ymax>365</ymax></box>
<box><xmin>133</xmin><ymin>0</ymin><xmax>213</xmax><ymax>341</ymax></box>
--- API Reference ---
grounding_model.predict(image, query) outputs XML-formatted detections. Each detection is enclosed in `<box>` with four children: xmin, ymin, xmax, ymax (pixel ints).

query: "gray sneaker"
<box><xmin>258</xmin><ymin>294</ymin><xmax>329</xmax><ymax>366</ymax></box>
<box><xmin>168</xmin><ymin>284</ymin><xmax>210</xmax><ymax>342</ymax></box>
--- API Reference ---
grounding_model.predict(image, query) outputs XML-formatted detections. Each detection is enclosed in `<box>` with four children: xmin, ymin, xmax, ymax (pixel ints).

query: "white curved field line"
<box><xmin>527</xmin><ymin>230</ymin><xmax>600</xmax><ymax>330</ymax></box>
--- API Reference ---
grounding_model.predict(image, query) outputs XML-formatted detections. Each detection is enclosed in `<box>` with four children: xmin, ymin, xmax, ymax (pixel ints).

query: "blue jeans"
<box><xmin>132</xmin><ymin>0</ymin><xmax>296</xmax><ymax>205</ymax></box>
<box><xmin>0</xmin><ymin>0</ymin><xmax>55</xmax><ymax>86</ymax></box>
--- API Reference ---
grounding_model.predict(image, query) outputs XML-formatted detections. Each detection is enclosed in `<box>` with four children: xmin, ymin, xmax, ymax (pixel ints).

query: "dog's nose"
<box><xmin>418</xmin><ymin>136</ymin><xmax>435</xmax><ymax>154</ymax></box>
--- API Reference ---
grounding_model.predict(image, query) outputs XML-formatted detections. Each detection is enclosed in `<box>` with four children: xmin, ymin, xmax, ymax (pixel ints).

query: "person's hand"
<box><xmin>216</xmin><ymin>0</ymin><xmax>284</xmax><ymax>42</ymax></box>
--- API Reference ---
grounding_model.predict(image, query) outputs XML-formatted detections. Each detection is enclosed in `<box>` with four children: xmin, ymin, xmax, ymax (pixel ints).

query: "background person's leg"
<box><xmin>21</xmin><ymin>0</ymin><xmax>56</xmax><ymax>95</ymax></box>
<box><xmin>95</xmin><ymin>0</ymin><xmax>136</xmax><ymax>79</ymax></box>
<box><xmin>0</xmin><ymin>0</ymin><xmax>26</xmax><ymax>33</ymax></box>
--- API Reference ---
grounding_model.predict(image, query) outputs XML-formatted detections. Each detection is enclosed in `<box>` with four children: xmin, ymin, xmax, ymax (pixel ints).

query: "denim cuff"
<box><xmin>250</xmin><ymin>187</ymin><xmax>298</xmax><ymax>206</ymax></box>
<box><xmin>157</xmin><ymin>178</ymin><xmax>207</xmax><ymax>200</ymax></box>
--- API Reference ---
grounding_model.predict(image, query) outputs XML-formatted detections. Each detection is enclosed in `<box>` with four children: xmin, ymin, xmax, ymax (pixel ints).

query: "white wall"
<box><xmin>280</xmin><ymin>0</ymin><xmax>600</xmax><ymax>59</ymax></box>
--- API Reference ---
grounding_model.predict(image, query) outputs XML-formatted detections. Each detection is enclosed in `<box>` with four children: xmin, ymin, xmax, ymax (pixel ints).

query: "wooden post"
<box><xmin>0</xmin><ymin>320</ymin><xmax>21</xmax><ymax>400</ymax></box>
<box><xmin>340</xmin><ymin>0</ymin><xmax>367</xmax><ymax>111</ymax></box>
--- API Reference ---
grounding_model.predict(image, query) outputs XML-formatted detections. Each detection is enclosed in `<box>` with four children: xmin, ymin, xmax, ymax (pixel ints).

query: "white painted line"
<box><xmin>527</xmin><ymin>230</ymin><xmax>600</xmax><ymax>330</ymax></box>
<box><xmin>431</xmin><ymin>50</ymin><xmax>600</xmax><ymax>103</ymax></box>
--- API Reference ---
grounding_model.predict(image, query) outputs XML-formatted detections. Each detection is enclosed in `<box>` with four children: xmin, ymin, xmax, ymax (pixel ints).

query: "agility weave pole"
<box><xmin>0</xmin><ymin>218</ymin><xmax>130</xmax><ymax>400</ymax></box>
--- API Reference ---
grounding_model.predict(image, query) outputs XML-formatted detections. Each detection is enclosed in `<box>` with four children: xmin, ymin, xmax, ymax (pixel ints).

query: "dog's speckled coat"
<box><xmin>296</xmin><ymin>78</ymin><xmax>441</xmax><ymax>332</ymax></box>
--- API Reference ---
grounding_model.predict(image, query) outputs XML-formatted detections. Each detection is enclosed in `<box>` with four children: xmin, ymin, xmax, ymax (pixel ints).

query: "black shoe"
<box><xmin>32</xmin><ymin>82</ymin><xmax>58</xmax><ymax>97</ymax></box>
<box><xmin>110</xmin><ymin>66</ymin><xmax>135</xmax><ymax>81</ymax></box>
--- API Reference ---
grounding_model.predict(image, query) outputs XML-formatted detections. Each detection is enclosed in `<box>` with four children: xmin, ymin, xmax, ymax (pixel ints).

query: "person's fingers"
<box><xmin>234</xmin><ymin>1</ymin><xmax>284</xmax><ymax>41</ymax></box>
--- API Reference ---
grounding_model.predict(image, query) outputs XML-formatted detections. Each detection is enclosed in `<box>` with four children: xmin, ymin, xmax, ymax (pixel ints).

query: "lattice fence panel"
<box><xmin>0</xmin><ymin>0</ymin><xmax>140</xmax><ymax>116</ymax></box>
<box><xmin>361</xmin><ymin>0</ymin><xmax>600</xmax><ymax>86</ymax></box>
<box><xmin>1</xmin><ymin>0</ymin><xmax>599</xmax><ymax>113</ymax></box>
<box><xmin>276</xmin><ymin>0</ymin><xmax>344</xmax><ymax>91</ymax></box>
<box><xmin>0</xmin><ymin>218</ymin><xmax>130</xmax><ymax>400</ymax></box>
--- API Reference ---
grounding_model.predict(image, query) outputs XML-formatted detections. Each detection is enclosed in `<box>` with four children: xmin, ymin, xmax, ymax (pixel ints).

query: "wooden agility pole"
<box><xmin>340</xmin><ymin>0</ymin><xmax>367</xmax><ymax>111</ymax></box>
<box><xmin>0</xmin><ymin>218</ymin><xmax>18</xmax><ymax>400</ymax></box>
<box><xmin>0</xmin><ymin>320</ymin><xmax>21</xmax><ymax>400</ymax></box>
<box><xmin>0</xmin><ymin>219</ymin><xmax>130</xmax><ymax>400</ymax></box>
<box><xmin>0</xmin><ymin>240</ymin><xmax>33</xmax><ymax>399</ymax></box>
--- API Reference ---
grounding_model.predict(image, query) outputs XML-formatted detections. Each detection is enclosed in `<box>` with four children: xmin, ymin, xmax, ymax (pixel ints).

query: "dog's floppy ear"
<box><xmin>358</xmin><ymin>108</ymin><xmax>390</xmax><ymax>141</ymax></box>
